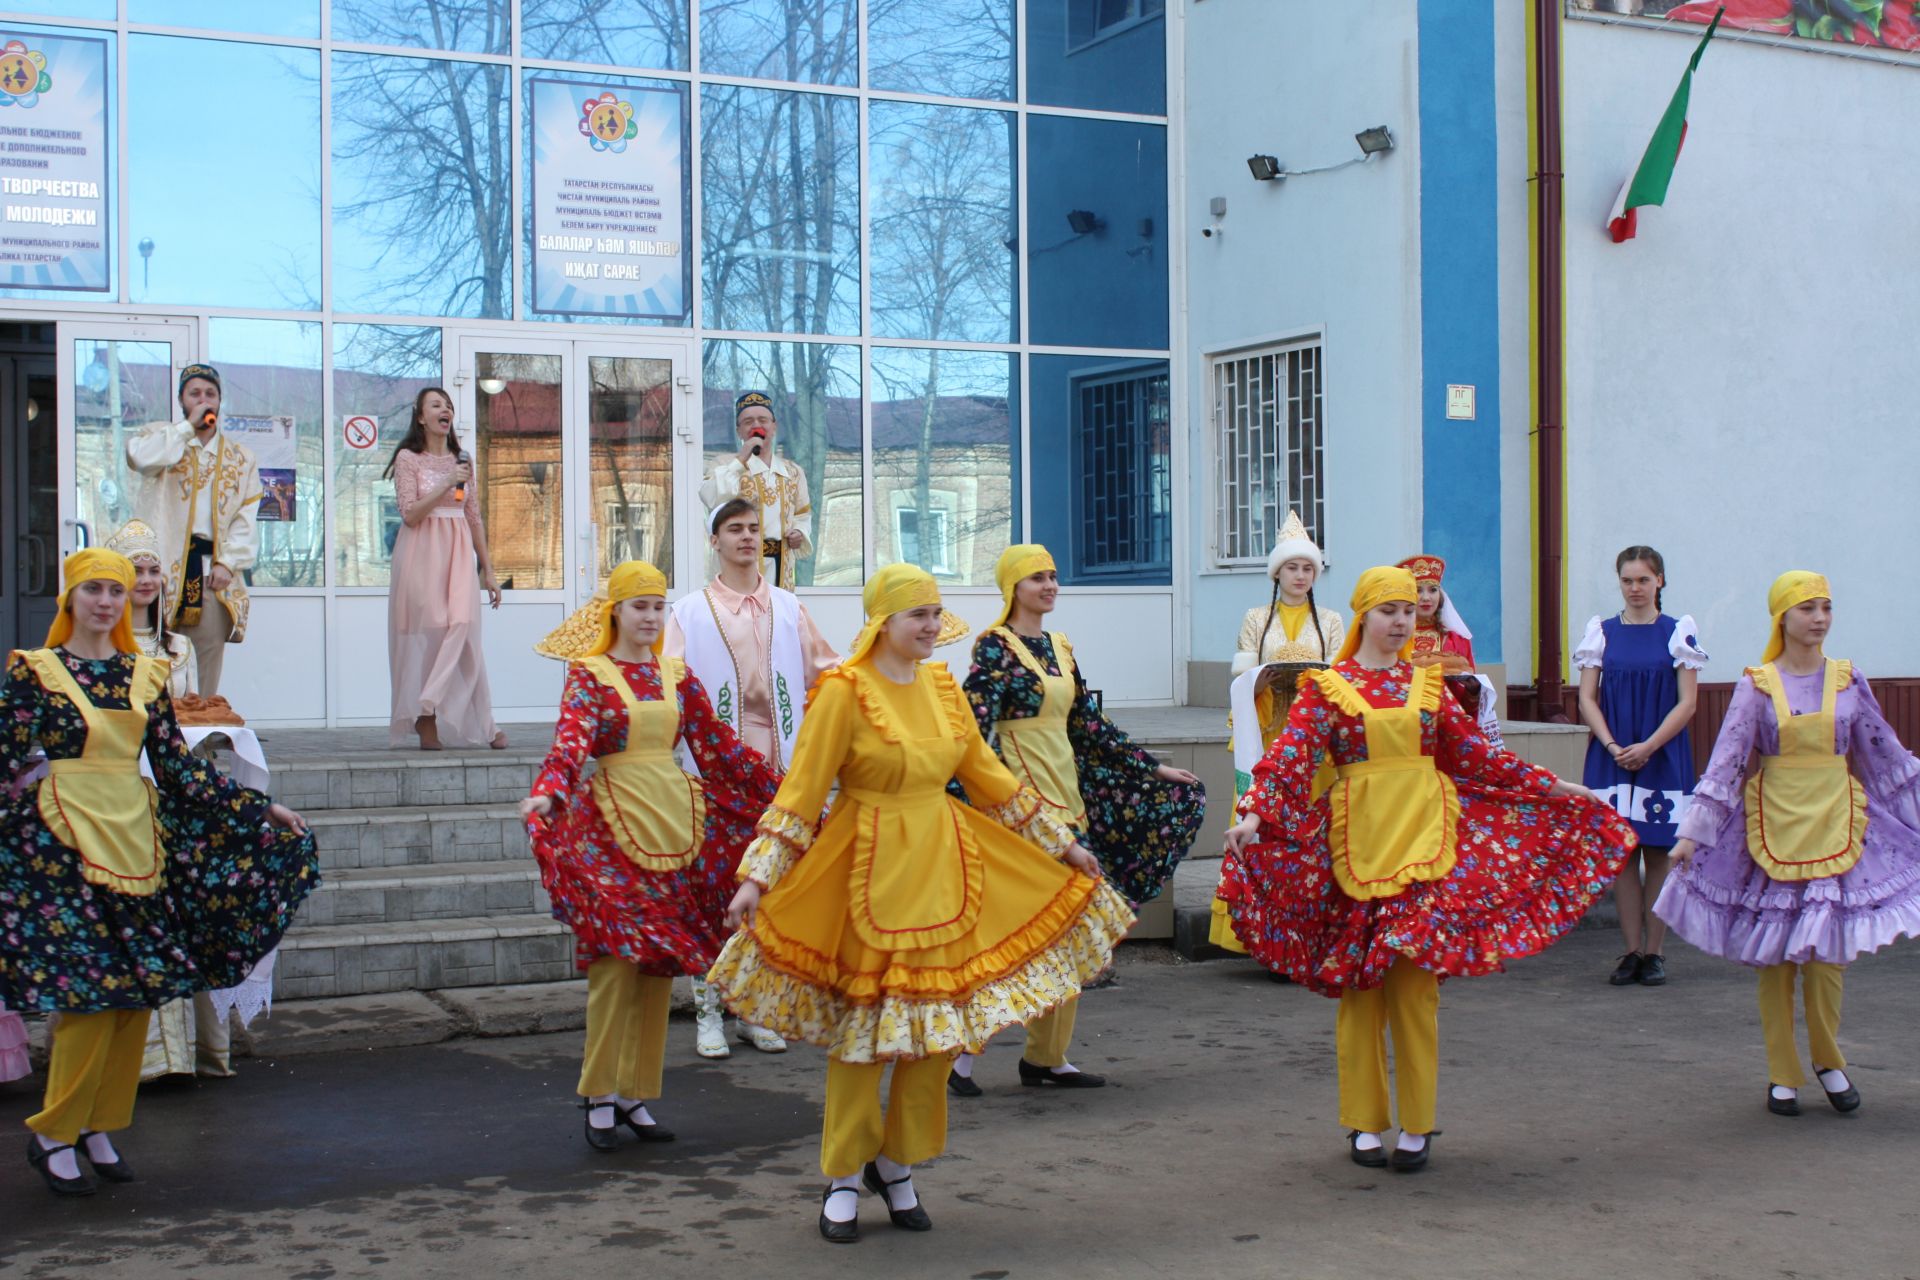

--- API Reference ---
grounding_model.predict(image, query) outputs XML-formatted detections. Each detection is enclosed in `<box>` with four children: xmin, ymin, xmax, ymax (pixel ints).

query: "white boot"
<box><xmin>692</xmin><ymin>979</ymin><xmax>730</xmax><ymax>1059</ymax></box>
<box><xmin>737</xmin><ymin>1021</ymin><xmax>788</xmax><ymax>1054</ymax></box>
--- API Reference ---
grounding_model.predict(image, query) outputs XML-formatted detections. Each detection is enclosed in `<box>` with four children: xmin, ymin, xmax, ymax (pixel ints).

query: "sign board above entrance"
<box><xmin>0</xmin><ymin>30</ymin><xmax>110</xmax><ymax>293</ymax></box>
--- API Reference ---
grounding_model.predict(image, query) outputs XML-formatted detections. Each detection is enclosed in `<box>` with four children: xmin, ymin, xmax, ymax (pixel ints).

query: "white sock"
<box><xmin>952</xmin><ymin>1053</ymin><xmax>975</xmax><ymax>1079</ymax></box>
<box><xmin>1050</xmin><ymin>1061</ymin><xmax>1081</xmax><ymax>1076</ymax></box>
<box><xmin>824</xmin><ymin>1175</ymin><xmax>861</xmax><ymax>1223</ymax></box>
<box><xmin>80</xmin><ymin>1130</ymin><xmax>120</xmax><ymax>1165</ymax></box>
<box><xmin>36</xmin><ymin>1134</ymin><xmax>81</xmax><ymax>1180</ymax></box>
<box><xmin>874</xmin><ymin>1154</ymin><xmax>919</xmax><ymax>1210</ymax></box>
<box><xmin>1352</xmin><ymin>1131</ymin><xmax>1384</xmax><ymax>1152</ymax></box>
<box><xmin>1817</xmin><ymin>1068</ymin><xmax>1852</xmax><ymax>1093</ymax></box>
<box><xmin>1770</xmin><ymin>1085</ymin><xmax>1799</xmax><ymax>1102</ymax></box>
<box><xmin>616</xmin><ymin>1097</ymin><xmax>655</xmax><ymax>1126</ymax></box>
<box><xmin>1396</xmin><ymin>1131</ymin><xmax>1428</xmax><ymax>1153</ymax></box>
<box><xmin>586</xmin><ymin>1093</ymin><xmax>617</xmax><ymax>1129</ymax></box>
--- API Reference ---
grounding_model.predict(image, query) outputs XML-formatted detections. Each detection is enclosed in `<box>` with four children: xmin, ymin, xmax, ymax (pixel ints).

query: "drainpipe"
<box><xmin>1531</xmin><ymin>0</ymin><xmax>1570</xmax><ymax>722</ymax></box>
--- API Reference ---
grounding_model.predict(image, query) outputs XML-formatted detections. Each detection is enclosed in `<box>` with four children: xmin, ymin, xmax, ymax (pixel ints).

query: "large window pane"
<box><xmin>1026</xmin><ymin>0</ymin><xmax>1166</xmax><ymax>115</ymax></box>
<box><xmin>701</xmin><ymin>86</ymin><xmax>857</xmax><ymax>336</ymax></box>
<box><xmin>75</xmin><ymin>337</ymin><xmax>173</xmax><ymax>556</ymax></box>
<box><xmin>523</xmin><ymin>0</ymin><xmax>689</xmax><ymax>71</ymax></box>
<box><xmin>871</xmin><ymin>347</ymin><xmax>1017</xmax><ymax>587</ymax></box>
<box><xmin>473</xmin><ymin>352</ymin><xmax>564</xmax><ymax>591</ymax></box>
<box><xmin>129</xmin><ymin>1</ymin><xmax>321</xmax><ymax>37</ymax></box>
<box><xmin>332</xmin><ymin>0</ymin><xmax>511</xmax><ymax>55</ymax></box>
<box><xmin>0</xmin><ymin>24</ymin><xmax>115</xmax><ymax>301</ymax></box>
<box><xmin>1029</xmin><ymin>354</ymin><xmax>1168</xmax><ymax>585</ymax></box>
<box><xmin>17</xmin><ymin>2</ymin><xmax>111</xmax><ymax>17</ymax></box>
<box><xmin>332</xmin><ymin>324</ymin><xmax>441</xmax><ymax>587</ymax></box>
<box><xmin>699</xmin><ymin>0</ymin><xmax>856</xmax><ymax>86</ymax></box>
<box><xmin>210</xmin><ymin>319</ymin><xmax>325</xmax><ymax>588</ymax></box>
<box><xmin>588</xmin><ymin>354</ymin><xmax>677</xmax><ymax>583</ymax></box>
<box><xmin>333</xmin><ymin>52</ymin><xmax>511</xmax><ymax>317</ymax></box>
<box><xmin>128</xmin><ymin>37</ymin><xmax>319</xmax><ymax>309</ymax></box>
<box><xmin>868</xmin><ymin>0</ymin><xmax>1013</xmax><ymax>101</ymax></box>
<box><xmin>1026</xmin><ymin>115</ymin><xmax>1167</xmax><ymax>349</ymax></box>
<box><xmin>869</xmin><ymin>101</ymin><xmax>1014</xmax><ymax>343</ymax></box>
<box><xmin>702</xmin><ymin>339</ymin><xmax>860</xmax><ymax>587</ymax></box>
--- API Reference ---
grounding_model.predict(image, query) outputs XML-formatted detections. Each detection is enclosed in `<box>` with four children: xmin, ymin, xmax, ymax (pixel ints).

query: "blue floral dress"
<box><xmin>0</xmin><ymin>649</ymin><xmax>319</xmax><ymax>1013</ymax></box>
<box><xmin>1576</xmin><ymin>613</ymin><xmax>1707</xmax><ymax>847</ymax></box>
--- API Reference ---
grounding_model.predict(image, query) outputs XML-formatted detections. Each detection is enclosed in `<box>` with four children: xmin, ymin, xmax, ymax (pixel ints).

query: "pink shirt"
<box><xmin>662</xmin><ymin>575</ymin><xmax>839</xmax><ymax>762</ymax></box>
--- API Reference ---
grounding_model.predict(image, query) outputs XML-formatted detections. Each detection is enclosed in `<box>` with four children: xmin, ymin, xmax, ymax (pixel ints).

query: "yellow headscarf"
<box><xmin>47</xmin><ymin>548</ymin><xmax>137</xmax><ymax>654</ymax></box>
<box><xmin>584</xmin><ymin>560</ymin><xmax>669</xmax><ymax>657</ymax></box>
<box><xmin>1334</xmin><ymin>565</ymin><xmax>1419</xmax><ymax>663</ymax></box>
<box><xmin>1761</xmin><ymin>570</ymin><xmax>1831</xmax><ymax>664</ymax></box>
<box><xmin>844</xmin><ymin>562</ymin><xmax>969</xmax><ymax>667</ymax></box>
<box><xmin>991</xmin><ymin>544</ymin><xmax>1056</xmax><ymax>629</ymax></box>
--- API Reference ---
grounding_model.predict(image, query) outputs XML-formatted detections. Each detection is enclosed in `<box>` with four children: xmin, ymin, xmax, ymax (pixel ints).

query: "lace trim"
<box><xmin>738</xmin><ymin>805</ymin><xmax>816</xmax><ymax>889</ymax></box>
<box><xmin>981</xmin><ymin>785</ymin><xmax>1076</xmax><ymax>856</ymax></box>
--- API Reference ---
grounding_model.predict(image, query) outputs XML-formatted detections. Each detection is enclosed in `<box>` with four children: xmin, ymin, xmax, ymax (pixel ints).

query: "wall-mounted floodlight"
<box><xmin>1246</xmin><ymin>154</ymin><xmax>1283</xmax><ymax>182</ymax></box>
<box><xmin>1065</xmin><ymin>209</ymin><xmax>1103</xmax><ymax>234</ymax></box>
<box><xmin>1355</xmin><ymin>126</ymin><xmax>1395</xmax><ymax>156</ymax></box>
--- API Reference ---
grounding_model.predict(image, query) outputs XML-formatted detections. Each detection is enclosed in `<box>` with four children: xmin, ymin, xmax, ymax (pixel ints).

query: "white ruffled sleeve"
<box><xmin>1571</xmin><ymin>615</ymin><xmax>1606</xmax><ymax>670</ymax></box>
<box><xmin>1668</xmin><ymin>615</ymin><xmax>1709</xmax><ymax>669</ymax></box>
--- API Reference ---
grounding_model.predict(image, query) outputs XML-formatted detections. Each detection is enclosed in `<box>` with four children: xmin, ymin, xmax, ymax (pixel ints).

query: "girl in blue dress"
<box><xmin>1576</xmin><ymin>545</ymin><xmax>1707</xmax><ymax>987</ymax></box>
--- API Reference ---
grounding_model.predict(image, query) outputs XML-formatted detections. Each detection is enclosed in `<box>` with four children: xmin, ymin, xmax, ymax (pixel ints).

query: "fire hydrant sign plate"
<box><xmin>343</xmin><ymin>415</ymin><xmax>379</xmax><ymax>450</ymax></box>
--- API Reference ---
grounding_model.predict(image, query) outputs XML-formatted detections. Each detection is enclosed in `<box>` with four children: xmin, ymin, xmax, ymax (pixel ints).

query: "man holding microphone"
<box><xmin>698</xmin><ymin>391</ymin><xmax>814</xmax><ymax>591</ymax></box>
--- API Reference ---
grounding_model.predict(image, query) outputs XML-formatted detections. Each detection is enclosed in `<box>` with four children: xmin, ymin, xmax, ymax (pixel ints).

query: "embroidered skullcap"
<box><xmin>178</xmin><ymin>363</ymin><xmax>221</xmax><ymax>396</ymax></box>
<box><xmin>734</xmin><ymin>390</ymin><xmax>775</xmax><ymax>421</ymax></box>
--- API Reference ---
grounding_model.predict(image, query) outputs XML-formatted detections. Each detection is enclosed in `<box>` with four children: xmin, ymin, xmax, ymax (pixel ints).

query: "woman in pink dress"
<box><xmin>385</xmin><ymin>387</ymin><xmax>507</xmax><ymax>750</ymax></box>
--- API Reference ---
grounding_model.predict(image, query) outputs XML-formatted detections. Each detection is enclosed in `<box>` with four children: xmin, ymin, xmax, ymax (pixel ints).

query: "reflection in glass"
<box><xmin>332</xmin><ymin>0</ymin><xmax>511</xmax><ymax>55</ymax></box>
<box><xmin>14</xmin><ymin>1</ymin><xmax>112</xmax><ymax>17</ymax></box>
<box><xmin>587</xmin><ymin>356</ymin><xmax>676</xmax><ymax>583</ymax></box>
<box><xmin>523</xmin><ymin>0</ymin><xmax>689</xmax><ymax>71</ymax></box>
<box><xmin>129</xmin><ymin>0</ymin><xmax>321</xmax><ymax>36</ymax></box>
<box><xmin>702</xmin><ymin>339</ymin><xmax>860</xmax><ymax>587</ymax></box>
<box><xmin>867</xmin><ymin>0</ymin><xmax>1013</xmax><ymax>101</ymax></box>
<box><xmin>334</xmin><ymin>325</ymin><xmax>442</xmax><ymax>587</ymax></box>
<box><xmin>1025</xmin><ymin>115</ymin><xmax>1167</xmax><ymax>349</ymax></box>
<box><xmin>869</xmin><ymin>101</ymin><xmax>1015</xmax><ymax>343</ymax></box>
<box><xmin>1026</xmin><ymin>0</ymin><xmax>1166</xmax><ymax>115</ymax></box>
<box><xmin>332</xmin><ymin>51</ymin><xmax>511</xmax><ymax>318</ymax></box>
<box><xmin>473</xmin><ymin>353</ymin><xmax>564</xmax><ymax>591</ymax></box>
<box><xmin>128</xmin><ymin>36</ymin><xmax>320</xmax><ymax>310</ymax></box>
<box><xmin>870</xmin><ymin>347</ymin><xmax>1017</xmax><ymax>587</ymax></box>
<box><xmin>76</xmin><ymin>339</ymin><xmax>173</xmax><ymax>558</ymax></box>
<box><xmin>1028</xmin><ymin>354</ymin><xmax>1170</xmax><ymax>585</ymax></box>
<box><xmin>209</xmin><ymin>319</ymin><xmax>325</xmax><ymax>587</ymax></box>
<box><xmin>701</xmin><ymin>86</ymin><xmax>858</xmax><ymax>336</ymax></box>
<box><xmin>699</xmin><ymin>0</ymin><xmax>856</xmax><ymax>86</ymax></box>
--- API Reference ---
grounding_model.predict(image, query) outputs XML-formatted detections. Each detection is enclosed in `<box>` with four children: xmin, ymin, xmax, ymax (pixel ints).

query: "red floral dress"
<box><xmin>529</xmin><ymin>658</ymin><xmax>779</xmax><ymax>976</ymax></box>
<box><xmin>1218</xmin><ymin>660</ymin><xmax>1634</xmax><ymax>997</ymax></box>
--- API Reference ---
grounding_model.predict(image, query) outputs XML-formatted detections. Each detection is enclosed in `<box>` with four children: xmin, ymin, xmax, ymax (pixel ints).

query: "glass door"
<box><xmin>0</xmin><ymin>346</ymin><xmax>56</xmax><ymax>651</ymax></box>
<box><xmin>575</xmin><ymin>340</ymin><xmax>689</xmax><ymax>595</ymax></box>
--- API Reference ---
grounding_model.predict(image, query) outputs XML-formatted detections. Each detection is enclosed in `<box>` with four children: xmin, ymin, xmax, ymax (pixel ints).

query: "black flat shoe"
<box><xmin>1267</xmin><ymin>971</ymin><xmax>1292</xmax><ymax>984</ymax></box>
<box><xmin>1767</xmin><ymin>1088</ymin><xmax>1801</xmax><ymax>1117</ymax></box>
<box><xmin>1388</xmin><ymin>1133</ymin><xmax>1433</xmax><ymax>1173</ymax></box>
<box><xmin>1818</xmin><ymin>1073</ymin><xmax>1862</xmax><ymax>1114</ymax></box>
<box><xmin>77</xmin><ymin>1132</ymin><xmax>134</xmax><ymax>1183</ymax></box>
<box><xmin>1346</xmin><ymin>1131</ymin><xmax>1388</xmax><ymax>1168</ymax></box>
<box><xmin>26</xmin><ymin>1136</ymin><xmax>96</xmax><ymax>1197</ymax></box>
<box><xmin>947</xmin><ymin>1069</ymin><xmax>983</xmax><ymax>1098</ymax></box>
<box><xmin>615</xmin><ymin>1102</ymin><xmax>676</xmax><ymax>1142</ymax></box>
<box><xmin>1609</xmin><ymin>952</ymin><xmax>1643</xmax><ymax>986</ymax></box>
<box><xmin>818</xmin><ymin>1185</ymin><xmax>860</xmax><ymax>1243</ymax></box>
<box><xmin>862</xmin><ymin>1161</ymin><xmax>933</xmax><ymax>1231</ymax></box>
<box><xmin>1018</xmin><ymin>1059</ymin><xmax>1107</xmax><ymax>1088</ymax></box>
<box><xmin>580</xmin><ymin>1100</ymin><xmax>620</xmax><ymax>1151</ymax></box>
<box><xmin>1636</xmin><ymin>954</ymin><xmax>1668</xmax><ymax>986</ymax></box>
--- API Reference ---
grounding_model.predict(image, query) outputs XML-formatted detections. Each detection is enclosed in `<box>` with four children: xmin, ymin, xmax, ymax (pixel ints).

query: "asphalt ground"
<box><xmin>2</xmin><ymin>931</ymin><xmax>1917</xmax><ymax>1280</ymax></box>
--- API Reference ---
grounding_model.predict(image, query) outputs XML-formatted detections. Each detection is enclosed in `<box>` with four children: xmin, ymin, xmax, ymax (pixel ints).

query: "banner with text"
<box><xmin>529</xmin><ymin>78</ymin><xmax>687</xmax><ymax>320</ymax></box>
<box><xmin>0</xmin><ymin>29</ymin><xmax>110</xmax><ymax>292</ymax></box>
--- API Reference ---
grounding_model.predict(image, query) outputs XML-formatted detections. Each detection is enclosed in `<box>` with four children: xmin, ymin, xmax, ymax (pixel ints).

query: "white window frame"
<box><xmin>891</xmin><ymin>500</ymin><xmax>955</xmax><ymax>577</ymax></box>
<box><xmin>1206</xmin><ymin>330</ymin><xmax>1326</xmax><ymax>571</ymax></box>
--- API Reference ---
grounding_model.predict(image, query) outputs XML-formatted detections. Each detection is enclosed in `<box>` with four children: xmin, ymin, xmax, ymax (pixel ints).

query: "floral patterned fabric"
<box><xmin>528</xmin><ymin>657</ymin><xmax>779</xmax><ymax>977</ymax></box>
<box><xmin>1220</xmin><ymin>659</ymin><xmax>1634</xmax><ymax>997</ymax></box>
<box><xmin>0</xmin><ymin>649</ymin><xmax>318</xmax><ymax>1014</ymax></box>
<box><xmin>961</xmin><ymin>629</ymin><xmax>1205</xmax><ymax>905</ymax></box>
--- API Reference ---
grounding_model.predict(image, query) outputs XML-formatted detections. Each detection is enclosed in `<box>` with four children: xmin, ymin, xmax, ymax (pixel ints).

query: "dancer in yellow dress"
<box><xmin>707</xmin><ymin>563</ymin><xmax>1134</xmax><ymax>1243</ymax></box>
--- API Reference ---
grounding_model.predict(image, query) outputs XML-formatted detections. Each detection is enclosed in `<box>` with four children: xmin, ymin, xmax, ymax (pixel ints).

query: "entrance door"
<box><xmin>0</xmin><ymin>328</ymin><xmax>57</xmax><ymax>651</ymax></box>
<box><xmin>449</xmin><ymin>333</ymin><xmax>693</xmax><ymax>718</ymax></box>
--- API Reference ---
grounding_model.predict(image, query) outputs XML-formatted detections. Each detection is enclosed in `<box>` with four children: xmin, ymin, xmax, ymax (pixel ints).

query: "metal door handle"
<box><xmin>63</xmin><ymin>518</ymin><xmax>90</xmax><ymax>549</ymax></box>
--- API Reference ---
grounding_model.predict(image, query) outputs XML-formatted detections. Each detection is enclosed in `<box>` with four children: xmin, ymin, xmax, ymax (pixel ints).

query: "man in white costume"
<box><xmin>697</xmin><ymin>390</ymin><xmax>813</xmax><ymax>591</ymax></box>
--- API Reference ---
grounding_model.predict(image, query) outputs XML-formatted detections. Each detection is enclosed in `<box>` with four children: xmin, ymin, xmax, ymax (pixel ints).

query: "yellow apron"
<box><xmin>26</xmin><ymin>648</ymin><xmax>169</xmax><ymax>897</ymax></box>
<box><xmin>1320</xmin><ymin>664</ymin><xmax>1460</xmax><ymax>902</ymax></box>
<box><xmin>580</xmin><ymin>655</ymin><xmax>706</xmax><ymax>872</ymax></box>
<box><xmin>1744</xmin><ymin>660</ymin><xmax>1867</xmax><ymax>883</ymax></box>
<box><xmin>988</xmin><ymin>627</ymin><xmax>1087</xmax><ymax>830</ymax></box>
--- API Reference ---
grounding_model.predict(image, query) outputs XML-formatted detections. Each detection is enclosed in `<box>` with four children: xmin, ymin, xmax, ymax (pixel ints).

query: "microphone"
<box><xmin>746</xmin><ymin>426</ymin><xmax>768</xmax><ymax>459</ymax></box>
<box><xmin>452</xmin><ymin>449</ymin><xmax>468</xmax><ymax>503</ymax></box>
<box><xmin>198</xmin><ymin>408</ymin><xmax>217</xmax><ymax>430</ymax></box>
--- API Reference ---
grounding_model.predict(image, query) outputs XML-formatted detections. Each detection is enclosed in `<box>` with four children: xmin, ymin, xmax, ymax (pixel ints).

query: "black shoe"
<box><xmin>1636</xmin><ymin>954</ymin><xmax>1668</xmax><ymax>986</ymax></box>
<box><xmin>1767</xmin><ymin>1087</ymin><xmax>1801</xmax><ymax>1117</ymax></box>
<box><xmin>1609</xmin><ymin>952</ymin><xmax>1643</xmax><ymax>986</ymax></box>
<box><xmin>862</xmin><ymin>1161</ymin><xmax>934</xmax><ymax>1231</ymax></box>
<box><xmin>580</xmin><ymin>1100</ymin><xmax>620</xmax><ymax>1151</ymax></box>
<box><xmin>77</xmin><ymin>1131</ymin><xmax>134</xmax><ymax>1183</ymax></box>
<box><xmin>818</xmin><ymin>1185</ymin><xmax>860</xmax><ymax>1243</ymax></box>
<box><xmin>1388</xmin><ymin>1133</ymin><xmax>1433</xmax><ymax>1173</ymax></box>
<box><xmin>26</xmin><ymin>1136</ymin><xmax>96</xmax><ymax>1197</ymax></box>
<box><xmin>1267</xmin><ymin>971</ymin><xmax>1293</xmax><ymax>985</ymax></box>
<box><xmin>1346</xmin><ymin>1131</ymin><xmax>1388</xmax><ymax>1168</ymax></box>
<box><xmin>1818</xmin><ymin>1072</ymin><xmax>1862</xmax><ymax>1114</ymax></box>
<box><xmin>947</xmin><ymin>1068</ymin><xmax>983</xmax><ymax>1098</ymax></box>
<box><xmin>1018</xmin><ymin>1059</ymin><xmax>1107</xmax><ymax>1088</ymax></box>
<box><xmin>614</xmin><ymin>1102</ymin><xmax>676</xmax><ymax>1143</ymax></box>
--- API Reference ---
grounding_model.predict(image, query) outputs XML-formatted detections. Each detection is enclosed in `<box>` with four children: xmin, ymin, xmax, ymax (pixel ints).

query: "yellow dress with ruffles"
<box><xmin>705</xmin><ymin>661</ymin><xmax>1136</xmax><ymax>1063</ymax></box>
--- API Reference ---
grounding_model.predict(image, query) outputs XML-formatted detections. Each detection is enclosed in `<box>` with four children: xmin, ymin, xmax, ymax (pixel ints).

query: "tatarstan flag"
<box><xmin>1607</xmin><ymin>6</ymin><xmax>1723</xmax><ymax>243</ymax></box>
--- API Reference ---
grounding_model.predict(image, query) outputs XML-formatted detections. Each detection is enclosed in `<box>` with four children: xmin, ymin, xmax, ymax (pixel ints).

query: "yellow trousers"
<box><xmin>821</xmin><ymin>1055</ymin><xmax>950</xmax><ymax>1177</ymax></box>
<box><xmin>1023</xmin><ymin>996</ymin><xmax>1078</xmax><ymax>1068</ymax></box>
<box><xmin>1336</xmin><ymin>960</ymin><xmax>1439</xmax><ymax>1135</ymax></box>
<box><xmin>578</xmin><ymin>959</ymin><xmax>671</xmax><ymax>1099</ymax></box>
<box><xmin>1758</xmin><ymin>961</ymin><xmax>1845</xmax><ymax>1088</ymax></box>
<box><xmin>29</xmin><ymin>1009</ymin><xmax>151</xmax><ymax>1145</ymax></box>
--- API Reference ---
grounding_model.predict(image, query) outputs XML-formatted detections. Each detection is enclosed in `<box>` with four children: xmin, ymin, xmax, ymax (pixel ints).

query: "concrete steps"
<box><xmin>298</xmin><ymin>860</ymin><xmax>549</xmax><ymax>927</ymax></box>
<box><xmin>275</xmin><ymin>915</ymin><xmax>576</xmax><ymax>1000</ymax></box>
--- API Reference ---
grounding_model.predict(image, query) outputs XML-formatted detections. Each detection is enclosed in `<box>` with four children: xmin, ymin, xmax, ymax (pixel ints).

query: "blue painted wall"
<box><xmin>1416</xmin><ymin>0</ymin><xmax>1502</xmax><ymax>662</ymax></box>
